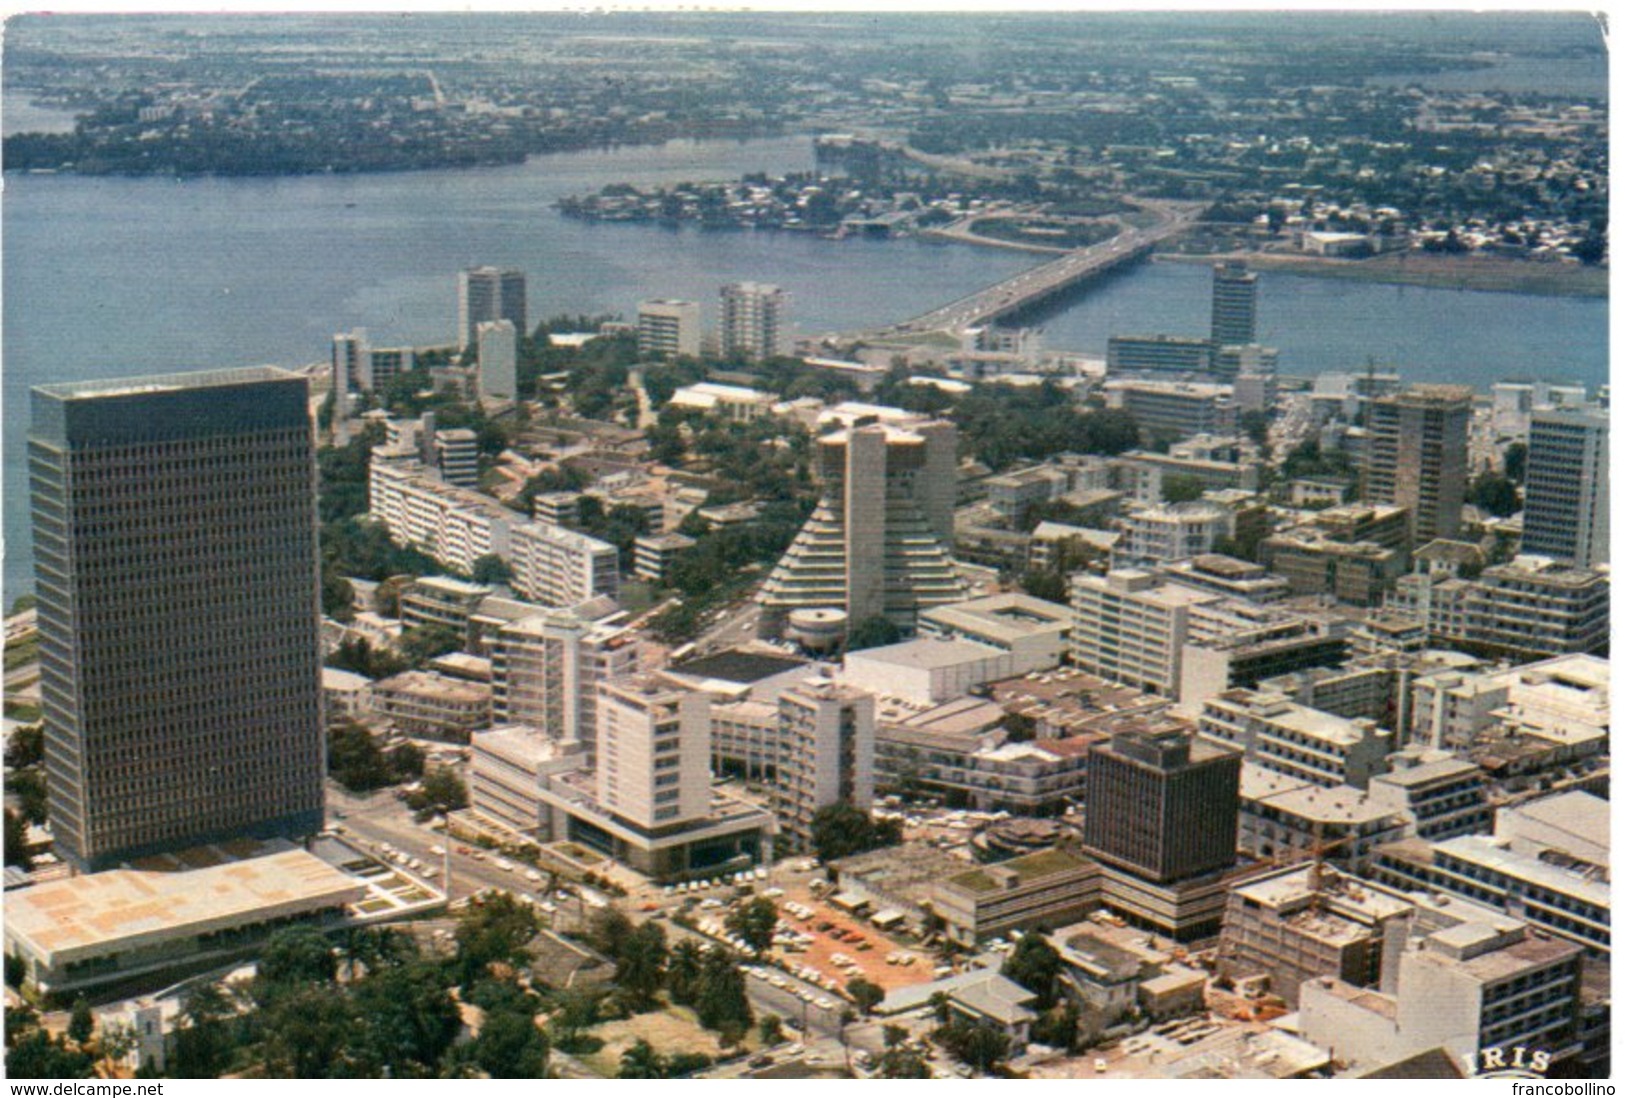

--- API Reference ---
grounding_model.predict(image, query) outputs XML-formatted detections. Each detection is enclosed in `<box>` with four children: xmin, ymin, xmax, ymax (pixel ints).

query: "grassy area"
<box><xmin>580</xmin><ymin>1003</ymin><xmax>752</xmax><ymax>1076</ymax></box>
<box><xmin>968</xmin><ymin>216</ymin><xmax>1118</xmax><ymax>250</ymax></box>
<box><xmin>1161</xmin><ymin>250</ymin><xmax>1608</xmax><ymax>299</ymax></box>
<box><xmin>947</xmin><ymin>847</ymin><xmax>1091</xmax><ymax>894</ymax></box>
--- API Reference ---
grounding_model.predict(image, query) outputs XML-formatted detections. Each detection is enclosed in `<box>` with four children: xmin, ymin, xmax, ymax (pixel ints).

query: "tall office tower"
<box><xmin>719</xmin><ymin>281</ymin><xmax>788</xmax><ymax>361</ymax></box>
<box><xmin>29</xmin><ymin>368</ymin><xmax>325</xmax><ymax>873</ymax></box>
<box><xmin>476</xmin><ymin>319</ymin><xmax>518</xmax><ymax>404</ymax></box>
<box><xmin>597</xmin><ymin>675</ymin><xmax>712</xmax><ymax>829</ymax></box>
<box><xmin>1081</xmin><ymin>726</ymin><xmax>1240</xmax><ymax>884</ymax></box>
<box><xmin>1363</xmin><ymin>384</ymin><xmax>1473</xmax><ymax>546</ymax></box>
<box><xmin>458</xmin><ymin>266</ymin><xmax>527</xmax><ymax>352</ymax></box>
<box><xmin>775</xmin><ymin>680</ymin><xmax>875</xmax><ymax>851</ymax></box>
<box><xmin>1210</xmin><ymin>260</ymin><xmax>1258</xmax><ymax>346</ymax></box>
<box><xmin>1521</xmin><ymin>406</ymin><xmax>1609</xmax><ymax>567</ymax></box>
<box><xmin>759</xmin><ymin>416</ymin><xmax>965</xmax><ymax>637</ymax></box>
<box><xmin>637</xmin><ymin>299</ymin><xmax>702</xmax><ymax>360</ymax></box>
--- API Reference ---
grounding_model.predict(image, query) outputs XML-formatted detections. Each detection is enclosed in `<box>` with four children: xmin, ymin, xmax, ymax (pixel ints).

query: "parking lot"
<box><xmin>772</xmin><ymin>888</ymin><xmax>936</xmax><ymax>995</ymax></box>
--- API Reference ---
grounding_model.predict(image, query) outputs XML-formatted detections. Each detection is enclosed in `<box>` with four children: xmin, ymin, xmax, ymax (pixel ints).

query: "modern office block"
<box><xmin>719</xmin><ymin>281</ymin><xmax>788</xmax><ymax>361</ymax></box>
<box><xmin>1103</xmin><ymin>378</ymin><xmax>1236</xmax><ymax>442</ymax></box>
<box><xmin>490</xmin><ymin>609</ymin><xmax>638</xmax><ymax>756</ymax></box>
<box><xmin>1082</xmin><ymin>726</ymin><xmax>1241</xmax><ymax>885</ymax></box>
<box><xmin>1106</xmin><ymin>334</ymin><xmax>1216</xmax><ymax>377</ymax></box>
<box><xmin>458</xmin><ymin>266</ymin><xmax>527</xmax><ymax>352</ymax></box>
<box><xmin>597</xmin><ymin>676</ymin><xmax>712</xmax><ymax>829</ymax></box>
<box><xmin>760</xmin><ymin>416</ymin><xmax>964</xmax><ymax>637</ymax></box>
<box><xmin>1363</xmin><ymin>384</ymin><xmax>1472</xmax><ymax>545</ymax></box>
<box><xmin>638</xmin><ymin>299</ymin><xmax>702</xmax><ymax>359</ymax></box>
<box><xmin>1521</xmin><ymin>406</ymin><xmax>1608</xmax><ymax>567</ymax></box>
<box><xmin>29</xmin><ymin>367</ymin><xmax>325</xmax><ymax>872</ymax></box>
<box><xmin>1210</xmin><ymin>261</ymin><xmax>1259</xmax><ymax>346</ymax></box>
<box><xmin>476</xmin><ymin>318</ymin><xmax>518</xmax><ymax>404</ymax></box>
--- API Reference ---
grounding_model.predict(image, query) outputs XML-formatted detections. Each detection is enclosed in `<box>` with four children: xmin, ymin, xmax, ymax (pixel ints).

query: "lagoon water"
<box><xmin>1</xmin><ymin>135</ymin><xmax>1607</xmax><ymax>601</ymax></box>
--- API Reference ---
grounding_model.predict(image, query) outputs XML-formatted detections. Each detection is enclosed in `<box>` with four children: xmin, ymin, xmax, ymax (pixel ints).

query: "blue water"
<box><xmin>2</xmin><ymin>135</ymin><xmax>1608</xmax><ymax>603</ymax></box>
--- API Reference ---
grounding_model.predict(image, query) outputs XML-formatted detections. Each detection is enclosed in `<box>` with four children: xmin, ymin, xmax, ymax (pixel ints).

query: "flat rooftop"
<box><xmin>34</xmin><ymin>365</ymin><xmax>297</xmax><ymax>399</ymax></box>
<box><xmin>7</xmin><ymin>842</ymin><xmax>365</xmax><ymax>964</ymax></box>
<box><xmin>846</xmin><ymin>637</ymin><xmax>1007</xmax><ymax>672</ymax></box>
<box><xmin>943</xmin><ymin>846</ymin><xmax>1095</xmax><ymax>896</ymax></box>
<box><xmin>670</xmin><ymin>649</ymin><xmax>808</xmax><ymax>685</ymax></box>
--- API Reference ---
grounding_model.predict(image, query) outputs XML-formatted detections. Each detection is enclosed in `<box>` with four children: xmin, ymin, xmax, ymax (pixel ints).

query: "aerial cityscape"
<box><xmin>0</xmin><ymin>9</ymin><xmax>1610</xmax><ymax>1085</ymax></box>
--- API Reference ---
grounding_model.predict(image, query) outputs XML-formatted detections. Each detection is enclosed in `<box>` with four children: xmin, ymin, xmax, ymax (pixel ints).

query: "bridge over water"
<box><xmin>862</xmin><ymin>200</ymin><xmax>1204</xmax><ymax>340</ymax></box>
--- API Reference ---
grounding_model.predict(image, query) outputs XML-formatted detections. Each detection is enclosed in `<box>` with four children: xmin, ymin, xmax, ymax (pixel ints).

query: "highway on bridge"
<box><xmin>862</xmin><ymin>198</ymin><xmax>1205</xmax><ymax>340</ymax></box>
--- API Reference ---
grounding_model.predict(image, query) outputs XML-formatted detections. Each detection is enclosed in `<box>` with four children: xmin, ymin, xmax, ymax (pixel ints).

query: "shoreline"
<box><xmin>1158</xmin><ymin>249</ymin><xmax>1608</xmax><ymax>300</ymax></box>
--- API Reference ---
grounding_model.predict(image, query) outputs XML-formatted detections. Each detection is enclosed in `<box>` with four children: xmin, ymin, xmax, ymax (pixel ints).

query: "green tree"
<box><xmin>1001</xmin><ymin>932</ymin><xmax>1063</xmax><ymax>1009</ymax></box>
<box><xmin>472</xmin><ymin>1010</ymin><xmax>549</xmax><ymax>1079</ymax></box>
<box><xmin>587</xmin><ymin>905</ymin><xmax>636</xmax><ymax>959</ymax></box>
<box><xmin>10</xmin><ymin>768</ymin><xmax>47</xmax><ymax>825</ymax></box>
<box><xmin>169</xmin><ymin>984</ymin><xmax>235</xmax><ymax>1078</ymax></box>
<box><xmin>397</xmin><ymin>623</ymin><xmax>463</xmax><ymax>668</ymax></box>
<box><xmin>5</xmin><ymin>722</ymin><xmax>44</xmax><ymax>769</ymax></box>
<box><xmin>694</xmin><ymin>949</ymin><xmax>752</xmax><ymax>1033</ymax></box>
<box><xmin>67</xmin><ymin>997</ymin><xmax>94</xmax><ymax>1045</ymax></box>
<box><xmin>1031</xmin><ymin>1001</ymin><xmax>1080</xmax><ymax>1052</ymax></box>
<box><xmin>757</xmin><ymin>1014</ymin><xmax>784</xmax><ymax>1046</ymax></box>
<box><xmin>845</xmin><ymin>615</ymin><xmax>901</xmax><ymax>653</ymax></box>
<box><xmin>1467</xmin><ymin>471</ymin><xmax>1519</xmax><ymax>518</ymax></box>
<box><xmin>258</xmin><ymin>986</ymin><xmax>366</xmax><ymax>1078</ymax></box>
<box><xmin>6</xmin><ymin>1029</ymin><xmax>94</xmax><ymax>1079</ymax></box>
<box><xmin>470</xmin><ymin>554</ymin><xmax>513</xmax><ymax>586</ymax></box>
<box><xmin>617</xmin><ymin>1037</ymin><xmax>666</xmax><ymax>1079</ymax></box>
<box><xmin>4</xmin><ymin>809</ymin><xmax>33</xmax><ymax>871</ymax></box>
<box><xmin>454</xmin><ymin>892</ymin><xmax>539</xmax><ymax>989</ymax></box>
<box><xmin>1503</xmin><ymin>441</ymin><xmax>1528</xmax><ymax>484</ymax></box>
<box><xmin>1161</xmin><ymin>473</ymin><xmax>1206</xmax><ymax>504</ymax></box>
<box><xmin>258</xmin><ymin>926</ymin><xmax>338</xmax><ymax>995</ymax></box>
<box><xmin>350</xmin><ymin>960</ymin><xmax>461</xmax><ymax>1074</ymax></box>
<box><xmin>665</xmin><ymin>939</ymin><xmax>704</xmax><ymax>1006</ymax></box>
<box><xmin>847</xmin><ymin>976</ymin><xmax>885</xmax><ymax>1017</ymax></box>
<box><xmin>936</xmin><ymin>1018</ymin><xmax>1012</xmax><ymax>1072</ymax></box>
<box><xmin>546</xmin><ymin>987</ymin><xmax>605</xmax><ymax>1054</ymax></box>
<box><xmin>725</xmin><ymin>897</ymin><xmax>779</xmax><ymax>955</ymax></box>
<box><xmin>614</xmin><ymin>922</ymin><xmax>669</xmax><ymax>1010</ymax></box>
<box><xmin>809</xmin><ymin>803</ymin><xmax>903</xmax><ymax>865</ymax></box>
<box><xmin>410</xmin><ymin>766</ymin><xmax>468</xmax><ymax>815</ymax></box>
<box><xmin>328</xmin><ymin>720</ymin><xmax>393</xmax><ymax>793</ymax></box>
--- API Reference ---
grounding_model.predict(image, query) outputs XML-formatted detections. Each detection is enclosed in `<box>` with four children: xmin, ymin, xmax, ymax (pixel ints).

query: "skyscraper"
<box><xmin>719</xmin><ymin>281</ymin><xmax>788</xmax><ymax>360</ymax></box>
<box><xmin>1521</xmin><ymin>405</ymin><xmax>1609</xmax><ymax>567</ymax></box>
<box><xmin>1081</xmin><ymin>726</ymin><xmax>1240</xmax><ymax>884</ymax></box>
<box><xmin>637</xmin><ymin>299</ymin><xmax>702</xmax><ymax>360</ymax></box>
<box><xmin>759</xmin><ymin>412</ymin><xmax>964</xmax><ymax>638</ymax></box>
<box><xmin>458</xmin><ymin>266</ymin><xmax>527</xmax><ymax>352</ymax></box>
<box><xmin>476</xmin><ymin>318</ymin><xmax>518</xmax><ymax>404</ymax></box>
<box><xmin>1363</xmin><ymin>384</ymin><xmax>1473</xmax><ymax>546</ymax></box>
<box><xmin>1210</xmin><ymin>261</ymin><xmax>1258</xmax><ymax>347</ymax></box>
<box><xmin>29</xmin><ymin>368</ymin><xmax>325</xmax><ymax>872</ymax></box>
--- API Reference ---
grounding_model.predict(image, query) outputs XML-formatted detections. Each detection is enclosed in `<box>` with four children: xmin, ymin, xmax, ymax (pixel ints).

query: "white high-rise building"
<box><xmin>476</xmin><ymin>319</ymin><xmax>518</xmax><ymax>404</ymax></box>
<box><xmin>490</xmin><ymin>609</ymin><xmax>639</xmax><ymax>760</ymax></box>
<box><xmin>1521</xmin><ymin>406</ymin><xmax>1608</xmax><ymax>567</ymax></box>
<box><xmin>638</xmin><ymin>299</ymin><xmax>702</xmax><ymax>360</ymax></box>
<box><xmin>509</xmin><ymin>522</ymin><xmax>620</xmax><ymax>607</ymax></box>
<box><xmin>458</xmin><ymin>266</ymin><xmax>527</xmax><ymax>352</ymax></box>
<box><xmin>720</xmin><ymin>281</ymin><xmax>788</xmax><ymax>361</ymax></box>
<box><xmin>774</xmin><ymin>680</ymin><xmax>875</xmax><ymax>850</ymax></box>
<box><xmin>597</xmin><ymin>676</ymin><xmax>712</xmax><ymax>829</ymax></box>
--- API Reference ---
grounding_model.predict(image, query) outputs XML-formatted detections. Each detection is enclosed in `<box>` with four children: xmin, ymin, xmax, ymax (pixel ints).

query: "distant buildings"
<box><xmin>332</xmin><ymin>328</ymin><xmax>417</xmax><ymax>395</ymax></box>
<box><xmin>1363</xmin><ymin>384</ymin><xmax>1472</xmax><ymax>545</ymax></box>
<box><xmin>29</xmin><ymin>368</ymin><xmax>324</xmax><ymax>872</ymax></box>
<box><xmin>458</xmin><ymin>266</ymin><xmax>527</xmax><ymax>352</ymax></box>
<box><xmin>369</xmin><ymin>457</ymin><xmax>515</xmax><ymax>574</ymax></box>
<box><xmin>1107</xmin><ymin>334</ymin><xmax>1216</xmax><ymax>377</ymax></box>
<box><xmin>719</xmin><ymin>281</ymin><xmax>788</xmax><ymax>361</ymax></box>
<box><xmin>637</xmin><ymin>298</ymin><xmax>702</xmax><ymax>359</ymax></box>
<box><xmin>1520</xmin><ymin>405</ymin><xmax>1608</xmax><ymax>567</ymax></box>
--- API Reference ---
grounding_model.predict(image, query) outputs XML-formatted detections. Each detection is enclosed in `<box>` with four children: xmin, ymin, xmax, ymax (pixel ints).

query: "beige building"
<box><xmin>637</xmin><ymin>298</ymin><xmax>702</xmax><ymax>359</ymax></box>
<box><xmin>509</xmin><ymin>521</ymin><xmax>620</xmax><ymax>608</ymax></box>
<box><xmin>597</xmin><ymin>676</ymin><xmax>712</xmax><ymax>829</ymax></box>
<box><xmin>760</xmin><ymin>414</ymin><xmax>963</xmax><ymax>637</ymax></box>
<box><xmin>1363</xmin><ymin>384</ymin><xmax>1472</xmax><ymax>545</ymax></box>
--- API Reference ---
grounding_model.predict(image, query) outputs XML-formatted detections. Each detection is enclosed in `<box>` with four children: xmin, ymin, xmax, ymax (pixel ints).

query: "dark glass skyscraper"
<box><xmin>29</xmin><ymin>367</ymin><xmax>325</xmax><ymax>872</ymax></box>
<box><xmin>457</xmin><ymin>266</ymin><xmax>528</xmax><ymax>352</ymax></box>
